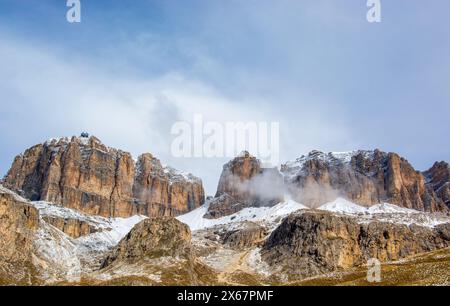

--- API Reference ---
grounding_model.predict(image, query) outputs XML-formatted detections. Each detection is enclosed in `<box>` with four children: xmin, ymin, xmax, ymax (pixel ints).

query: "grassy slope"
<box><xmin>292</xmin><ymin>247</ymin><xmax>450</xmax><ymax>286</ymax></box>
<box><xmin>3</xmin><ymin>248</ymin><xmax>449</xmax><ymax>286</ymax></box>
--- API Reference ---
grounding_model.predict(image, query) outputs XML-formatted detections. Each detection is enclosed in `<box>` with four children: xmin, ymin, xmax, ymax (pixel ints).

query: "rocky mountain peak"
<box><xmin>424</xmin><ymin>161</ymin><xmax>450</xmax><ymax>208</ymax></box>
<box><xmin>215</xmin><ymin>152</ymin><xmax>262</xmax><ymax>199</ymax></box>
<box><xmin>206</xmin><ymin>153</ymin><xmax>284</xmax><ymax>219</ymax></box>
<box><xmin>45</xmin><ymin>135</ymin><xmax>107</xmax><ymax>151</ymax></box>
<box><xmin>101</xmin><ymin>217</ymin><xmax>193</xmax><ymax>268</ymax></box>
<box><xmin>282</xmin><ymin>149</ymin><xmax>387</xmax><ymax>173</ymax></box>
<box><xmin>135</xmin><ymin>153</ymin><xmax>164</xmax><ymax>177</ymax></box>
<box><xmin>204</xmin><ymin>148</ymin><xmax>449</xmax><ymax>217</ymax></box>
<box><xmin>3</xmin><ymin>135</ymin><xmax>205</xmax><ymax>218</ymax></box>
<box><xmin>1</xmin><ymin>142</ymin><xmax>450</xmax><ymax>285</ymax></box>
<box><xmin>282</xmin><ymin>149</ymin><xmax>448</xmax><ymax>212</ymax></box>
<box><xmin>424</xmin><ymin>161</ymin><xmax>450</xmax><ymax>186</ymax></box>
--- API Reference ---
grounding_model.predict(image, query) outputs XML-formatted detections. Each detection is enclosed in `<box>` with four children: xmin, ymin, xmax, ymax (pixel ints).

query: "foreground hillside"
<box><xmin>50</xmin><ymin>247</ymin><xmax>450</xmax><ymax>286</ymax></box>
<box><xmin>294</xmin><ymin>247</ymin><xmax>450</xmax><ymax>286</ymax></box>
<box><xmin>2</xmin><ymin>184</ymin><xmax>449</xmax><ymax>286</ymax></box>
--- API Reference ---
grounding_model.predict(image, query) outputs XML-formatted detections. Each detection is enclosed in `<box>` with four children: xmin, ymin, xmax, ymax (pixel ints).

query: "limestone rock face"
<box><xmin>203</xmin><ymin>194</ymin><xmax>247</xmax><ymax>219</ymax></box>
<box><xmin>215</xmin><ymin>151</ymin><xmax>263</xmax><ymax>202</ymax></box>
<box><xmin>219</xmin><ymin>222</ymin><xmax>268</xmax><ymax>250</ymax></box>
<box><xmin>208</xmin><ymin>150</ymin><xmax>449</xmax><ymax>218</ymax></box>
<box><xmin>262</xmin><ymin>210</ymin><xmax>450</xmax><ymax>280</ymax></box>
<box><xmin>42</xmin><ymin>216</ymin><xmax>101</xmax><ymax>239</ymax></box>
<box><xmin>3</xmin><ymin>136</ymin><xmax>205</xmax><ymax>218</ymax></box>
<box><xmin>282</xmin><ymin>150</ymin><xmax>448</xmax><ymax>212</ymax></box>
<box><xmin>101</xmin><ymin>217</ymin><xmax>193</xmax><ymax>268</ymax></box>
<box><xmin>0</xmin><ymin>190</ymin><xmax>40</xmax><ymax>285</ymax></box>
<box><xmin>132</xmin><ymin>153</ymin><xmax>205</xmax><ymax>217</ymax></box>
<box><xmin>207</xmin><ymin>152</ymin><xmax>284</xmax><ymax>218</ymax></box>
<box><xmin>424</xmin><ymin>161</ymin><xmax>450</xmax><ymax>209</ymax></box>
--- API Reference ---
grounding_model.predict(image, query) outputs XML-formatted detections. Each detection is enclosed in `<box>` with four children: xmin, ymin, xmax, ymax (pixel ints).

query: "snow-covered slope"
<box><xmin>30</xmin><ymin>201</ymin><xmax>146</xmax><ymax>278</ymax></box>
<box><xmin>318</xmin><ymin>197</ymin><xmax>424</xmax><ymax>215</ymax></box>
<box><xmin>318</xmin><ymin>198</ymin><xmax>450</xmax><ymax>228</ymax></box>
<box><xmin>178</xmin><ymin>195</ymin><xmax>450</xmax><ymax>232</ymax></box>
<box><xmin>0</xmin><ymin>184</ymin><xmax>148</xmax><ymax>283</ymax></box>
<box><xmin>32</xmin><ymin>201</ymin><xmax>146</xmax><ymax>245</ymax></box>
<box><xmin>318</xmin><ymin>198</ymin><xmax>367</xmax><ymax>214</ymax></box>
<box><xmin>366</xmin><ymin>203</ymin><xmax>419</xmax><ymax>214</ymax></box>
<box><xmin>177</xmin><ymin>198</ymin><xmax>308</xmax><ymax>231</ymax></box>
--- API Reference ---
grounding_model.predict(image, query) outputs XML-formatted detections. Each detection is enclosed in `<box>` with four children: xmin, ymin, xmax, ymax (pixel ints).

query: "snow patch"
<box><xmin>177</xmin><ymin>198</ymin><xmax>308</xmax><ymax>231</ymax></box>
<box><xmin>162</xmin><ymin>165</ymin><xmax>200</xmax><ymax>184</ymax></box>
<box><xmin>318</xmin><ymin>197</ymin><xmax>367</xmax><ymax>214</ymax></box>
<box><xmin>318</xmin><ymin>198</ymin><xmax>450</xmax><ymax>228</ymax></box>
<box><xmin>33</xmin><ymin>222</ymin><xmax>82</xmax><ymax>283</ymax></box>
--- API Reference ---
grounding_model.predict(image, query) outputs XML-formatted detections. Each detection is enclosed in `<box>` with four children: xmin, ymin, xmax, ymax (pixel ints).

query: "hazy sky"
<box><xmin>0</xmin><ymin>0</ymin><xmax>449</xmax><ymax>194</ymax></box>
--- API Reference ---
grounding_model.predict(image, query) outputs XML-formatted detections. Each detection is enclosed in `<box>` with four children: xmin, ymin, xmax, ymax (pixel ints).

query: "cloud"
<box><xmin>1</xmin><ymin>1</ymin><xmax>449</xmax><ymax>195</ymax></box>
<box><xmin>0</xmin><ymin>28</ymin><xmax>356</xmax><ymax>195</ymax></box>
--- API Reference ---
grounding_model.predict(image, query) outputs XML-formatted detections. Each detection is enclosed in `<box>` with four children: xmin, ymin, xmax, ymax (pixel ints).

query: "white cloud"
<box><xmin>0</xmin><ymin>31</ymin><xmax>355</xmax><ymax>194</ymax></box>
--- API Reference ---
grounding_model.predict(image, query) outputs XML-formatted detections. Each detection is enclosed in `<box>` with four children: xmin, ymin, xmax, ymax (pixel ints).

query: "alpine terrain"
<box><xmin>1</xmin><ymin>135</ymin><xmax>449</xmax><ymax>285</ymax></box>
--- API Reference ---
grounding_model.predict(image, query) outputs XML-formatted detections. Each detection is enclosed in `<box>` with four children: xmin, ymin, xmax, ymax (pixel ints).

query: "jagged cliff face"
<box><xmin>282</xmin><ymin>150</ymin><xmax>448</xmax><ymax>212</ymax></box>
<box><xmin>0</xmin><ymin>190</ymin><xmax>40</xmax><ymax>285</ymax></box>
<box><xmin>207</xmin><ymin>152</ymin><xmax>284</xmax><ymax>218</ymax></box>
<box><xmin>1</xmin><ymin>183</ymin><xmax>450</xmax><ymax>286</ymax></box>
<box><xmin>262</xmin><ymin>210</ymin><xmax>450</xmax><ymax>281</ymax></box>
<box><xmin>215</xmin><ymin>151</ymin><xmax>262</xmax><ymax>202</ymax></box>
<box><xmin>424</xmin><ymin>161</ymin><xmax>450</xmax><ymax>209</ymax></box>
<box><xmin>3</xmin><ymin>136</ymin><xmax>204</xmax><ymax>218</ymax></box>
<box><xmin>207</xmin><ymin>150</ymin><xmax>449</xmax><ymax>218</ymax></box>
<box><xmin>2</xmin><ymin>137</ymin><xmax>450</xmax><ymax>285</ymax></box>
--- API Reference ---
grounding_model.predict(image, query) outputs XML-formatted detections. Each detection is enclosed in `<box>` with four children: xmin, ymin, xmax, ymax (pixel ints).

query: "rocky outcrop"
<box><xmin>206</xmin><ymin>152</ymin><xmax>284</xmax><ymax>218</ymax></box>
<box><xmin>219</xmin><ymin>222</ymin><xmax>268</xmax><ymax>249</ymax></box>
<box><xmin>0</xmin><ymin>189</ymin><xmax>40</xmax><ymax>285</ymax></box>
<box><xmin>132</xmin><ymin>153</ymin><xmax>205</xmax><ymax>217</ymax></box>
<box><xmin>215</xmin><ymin>151</ymin><xmax>263</xmax><ymax>202</ymax></box>
<box><xmin>42</xmin><ymin>216</ymin><xmax>101</xmax><ymax>239</ymax></box>
<box><xmin>3</xmin><ymin>136</ymin><xmax>205</xmax><ymax>218</ymax></box>
<box><xmin>282</xmin><ymin>150</ymin><xmax>448</xmax><ymax>212</ymax></box>
<box><xmin>99</xmin><ymin>217</ymin><xmax>216</xmax><ymax>285</ymax></box>
<box><xmin>203</xmin><ymin>194</ymin><xmax>247</xmax><ymax>219</ymax></box>
<box><xmin>262</xmin><ymin>210</ymin><xmax>450</xmax><ymax>280</ymax></box>
<box><xmin>101</xmin><ymin>217</ymin><xmax>193</xmax><ymax>267</ymax></box>
<box><xmin>424</xmin><ymin>161</ymin><xmax>450</xmax><ymax>209</ymax></box>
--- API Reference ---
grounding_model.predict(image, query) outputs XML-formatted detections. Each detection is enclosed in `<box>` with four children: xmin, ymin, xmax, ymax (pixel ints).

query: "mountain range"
<box><xmin>1</xmin><ymin>135</ymin><xmax>449</xmax><ymax>285</ymax></box>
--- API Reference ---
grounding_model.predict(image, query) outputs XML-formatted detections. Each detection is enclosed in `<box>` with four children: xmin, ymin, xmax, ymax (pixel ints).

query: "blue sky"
<box><xmin>0</xmin><ymin>0</ymin><xmax>449</xmax><ymax>194</ymax></box>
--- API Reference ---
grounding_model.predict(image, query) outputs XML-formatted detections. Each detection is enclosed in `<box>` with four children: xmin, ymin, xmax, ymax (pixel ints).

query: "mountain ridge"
<box><xmin>3</xmin><ymin>135</ymin><xmax>205</xmax><ymax>218</ymax></box>
<box><xmin>1</xmin><ymin>136</ymin><xmax>449</xmax><ymax>285</ymax></box>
